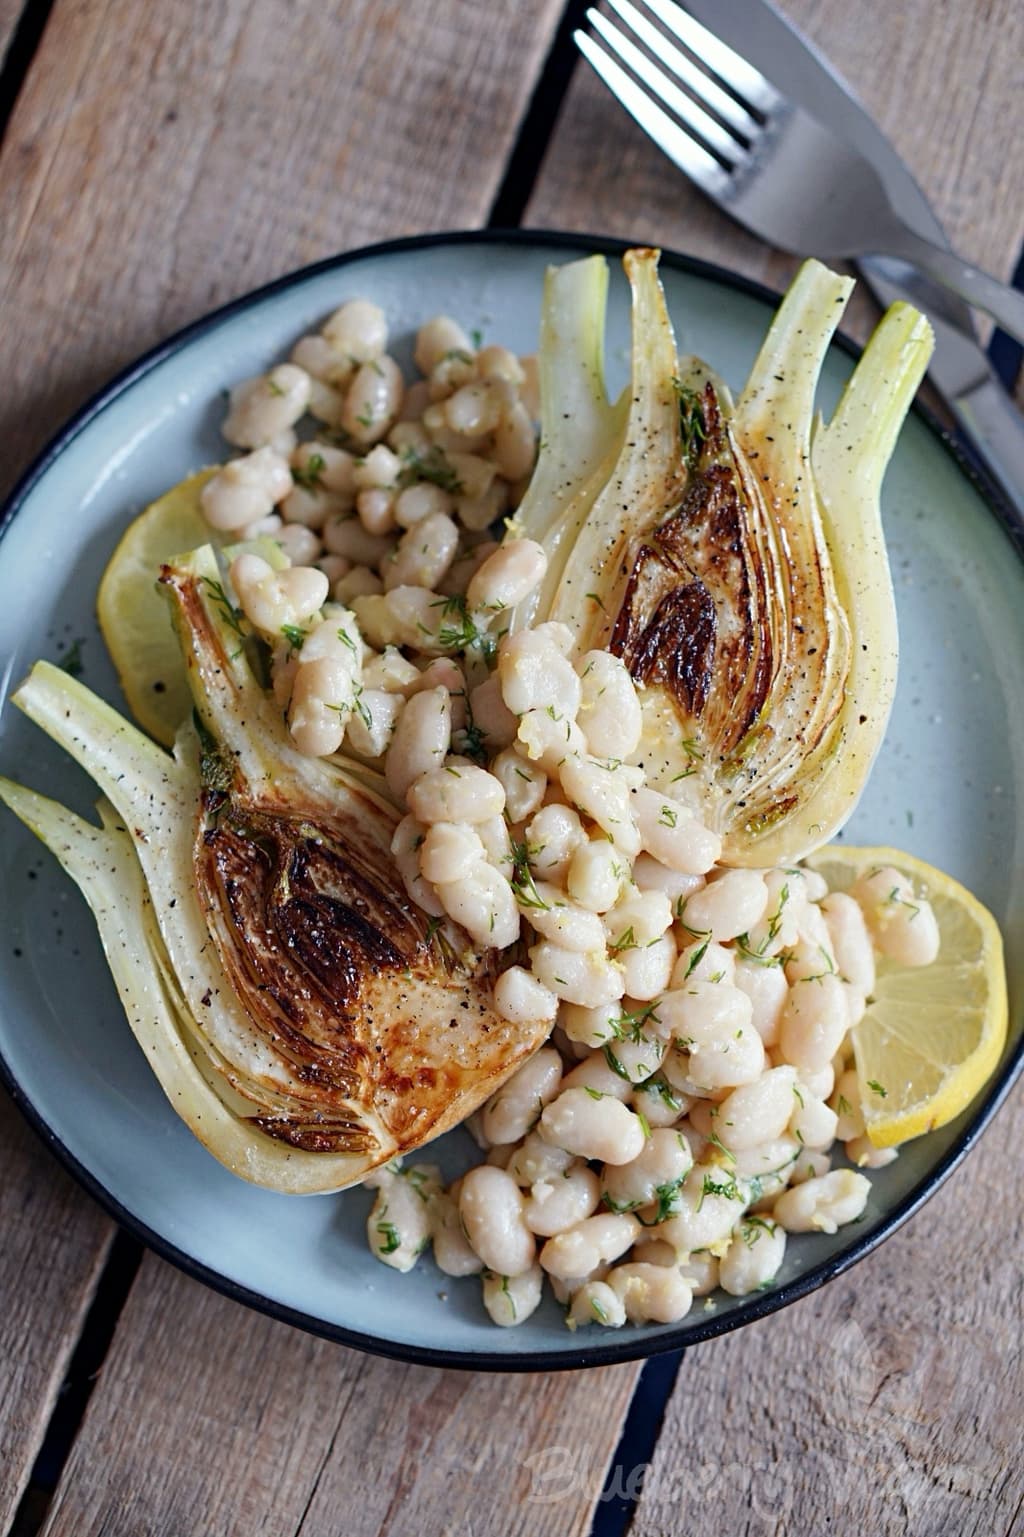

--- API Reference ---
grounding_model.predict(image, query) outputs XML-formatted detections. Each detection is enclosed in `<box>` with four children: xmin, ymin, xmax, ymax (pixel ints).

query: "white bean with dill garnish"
<box><xmin>778</xmin><ymin>973</ymin><xmax>850</xmax><ymax>1073</ymax></box>
<box><xmin>414</xmin><ymin>315</ymin><xmax>474</xmax><ymax>375</ymax></box>
<box><xmin>364</xmin><ymin>1163</ymin><xmax>438</xmax><ymax>1272</ymax></box>
<box><xmin>733</xmin><ymin>958</ymin><xmax>788</xmax><ymax>1048</ymax></box>
<box><xmin>603</xmin><ymin>1028</ymin><xmax>666</xmax><ymax>1085</ymax></box>
<box><xmin>499</xmin><ymin>629</ymin><xmax>581</xmax><ymax>718</ymax></box>
<box><xmin>567</xmin><ymin>838</ymin><xmax>627</xmax><ymax>914</ymax></box>
<box><xmin>714</xmin><ymin>1067</ymin><xmax>798</xmax><ymax>1152</ymax></box>
<box><xmin>655</xmin><ymin>1161</ymin><xmax>747</xmax><ymax>1256</ymax></box>
<box><xmin>601</xmin><ymin>1128</ymin><xmax>692</xmax><ymax>1216</ymax></box>
<box><xmin>385</xmin><ymin>685</ymin><xmax>451</xmax><ymax>800</ymax></box>
<box><xmin>772</xmin><ymin>1169</ymin><xmax>871</xmax><ymax>1234</ymax></box>
<box><xmin>524</xmin><ymin>803</ymin><xmax>587</xmax><ymax>883</ymax></box>
<box><xmin>631</xmin><ymin>1073</ymin><xmax>690</xmax><ymax>1128</ymax></box>
<box><xmin>631</xmin><ymin>787</ymin><xmax>721</xmax><ymax>874</ymax></box>
<box><xmin>560</xmin><ymin>1055</ymin><xmax>633</xmax><ymax>1103</ymax></box>
<box><xmin>406</xmin><ymin>762</ymin><xmax>505</xmax><ymax>825</ymax></box>
<box><xmin>481</xmin><ymin>1046</ymin><xmax>563</xmax><ymax>1145</ymax></box>
<box><xmin>389</xmin><ymin>814</ymin><xmax>444</xmax><ymax>917</ymax></box>
<box><xmin>481</xmin><ymin>1265</ymin><xmax>544</xmax><ymax>1328</ymax></box>
<box><xmin>789</xmin><ymin>1083</ymin><xmax>839</xmax><ymax>1150</ymax></box>
<box><xmin>435</xmin><ymin>859</ymin><xmax>519</xmax><ymax>950</ymax></box>
<box><xmin>345</xmin><ymin>687</ymin><xmax>402</xmax><ymax>758</ymax></box>
<box><xmin>619</xmin><ymin>934</ymin><xmax>677</xmax><ymax>1002</ymax></box>
<box><xmin>466</xmin><ymin>539</ymin><xmax>547</xmax><ymax>616</ymax></box>
<box><xmin>516</xmin><ymin>707</ymin><xmax>588</xmax><ymax>774</ymax></box>
<box><xmin>490</xmin><ymin>748</ymin><xmax>546</xmax><ymax>823</ymax></box>
<box><xmin>850</xmin><ymin>866</ymin><xmax>940</xmax><ymax>967</ymax></box>
<box><xmin>539</xmin><ymin>1212</ymin><xmax>641</xmax><ymax>1280</ymax></box>
<box><xmin>529</xmin><ymin>942</ymin><xmax>625</xmax><ymax>1009</ymax></box>
<box><xmin>568</xmin><ymin>1280</ymin><xmax>626</xmax><ymax>1330</ymax></box>
<box><xmin>523</xmin><ymin>1162</ymin><xmax>601</xmax><ymax>1236</ymax></box>
<box><xmin>201</xmin><ymin>447</ymin><xmax>293</xmax><ymax>531</ymax></box>
<box><xmin>539</xmin><ymin>1087</ymin><xmax>644</xmax><ymax>1164</ymax></box>
<box><xmin>561</xmin><ymin>756</ymin><xmax>642</xmax><ymax>859</ymax></box>
<box><xmin>342</xmin><ymin>354</ymin><xmax>404</xmax><ymax>446</ymax></box>
<box><xmin>671</xmin><ymin>938</ymin><xmax>735</xmax><ymax>988</ymax></box>
<box><xmin>383</xmin><ymin>511</ymin><xmax>460</xmax><ymax>592</ymax></box>
<box><xmin>506</xmin><ymin>1131</ymin><xmax>575</xmax><ymax>1187</ymax></box>
<box><xmin>632</xmin><ymin>854</ymin><xmax>705</xmax><ymax>908</ymax></box>
<box><xmin>221</xmin><ymin>364</ymin><xmax>312</xmax><ymax>449</ymax></box>
<box><xmin>458</xmin><ymin>1166</ymin><xmax>535</xmax><ymax>1277</ymax></box>
<box><xmin>719</xmin><ymin>1216</ymin><xmax>787</xmax><ymax>1296</ymax></box>
<box><xmin>683</xmin><ymin>869</ymin><xmax>769</xmax><ymax>944</ymax></box>
<box><xmin>522</xmin><ymin>885</ymin><xmax>607</xmax><ymax>953</ymax></box>
<box><xmin>605</xmin><ymin>1263</ymin><xmax>693</xmax><ymax>1324</ymax></box>
<box><xmin>493</xmin><ymin>967</ymin><xmax>559</xmax><ymax>1028</ymax></box>
<box><xmin>576</xmin><ymin>651</ymin><xmax>643</xmax><ymax>759</ymax></box>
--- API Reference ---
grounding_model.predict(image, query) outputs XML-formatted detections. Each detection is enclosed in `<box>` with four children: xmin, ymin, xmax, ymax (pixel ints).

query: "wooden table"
<box><xmin>1</xmin><ymin>3</ymin><xmax>1022</xmax><ymax>1533</ymax></box>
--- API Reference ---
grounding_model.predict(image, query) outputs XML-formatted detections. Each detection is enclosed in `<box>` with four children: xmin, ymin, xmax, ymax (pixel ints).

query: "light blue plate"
<box><xmin>1</xmin><ymin>232</ymin><xmax>1022</xmax><ymax>1369</ymax></box>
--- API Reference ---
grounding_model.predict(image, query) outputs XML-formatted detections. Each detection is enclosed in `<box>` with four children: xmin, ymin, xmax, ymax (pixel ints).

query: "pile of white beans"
<box><xmin>201</xmin><ymin>298</ymin><xmax>941</xmax><ymax>1331</ymax></box>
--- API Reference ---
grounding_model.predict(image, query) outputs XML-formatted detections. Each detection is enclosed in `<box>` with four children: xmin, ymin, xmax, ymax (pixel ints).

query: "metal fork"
<box><xmin>576</xmin><ymin>0</ymin><xmax>1024</xmax><ymax>344</ymax></box>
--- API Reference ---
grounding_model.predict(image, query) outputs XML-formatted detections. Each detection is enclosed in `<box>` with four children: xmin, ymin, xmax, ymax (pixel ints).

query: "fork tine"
<box><xmin>643</xmin><ymin>0</ymin><xmax>782</xmax><ymax>115</ymax></box>
<box><xmin>588</xmin><ymin>9</ymin><xmax>743</xmax><ymax>162</ymax></box>
<box><xmin>575</xmin><ymin>29</ymin><xmax>730</xmax><ymax>196</ymax></box>
<box><xmin>604</xmin><ymin>0</ymin><xmax>759</xmax><ymax>140</ymax></box>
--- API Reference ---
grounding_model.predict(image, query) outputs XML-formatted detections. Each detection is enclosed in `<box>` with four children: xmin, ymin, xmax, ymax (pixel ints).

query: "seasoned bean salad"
<box><xmin>200</xmin><ymin>296</ymin><xmax>941</xmax><ymax>1330</ymax></box>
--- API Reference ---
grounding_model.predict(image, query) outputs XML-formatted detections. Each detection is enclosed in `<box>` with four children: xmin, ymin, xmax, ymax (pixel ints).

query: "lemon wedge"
<box><xmin>97</xmin><ymin>470</ymin><xmax>217</xmax><ymax>746</ymax></box>
<box><xmin>804</xmin><ymin>845</ymin><xmax>1008</xmax><ymax>1147</ymax></box>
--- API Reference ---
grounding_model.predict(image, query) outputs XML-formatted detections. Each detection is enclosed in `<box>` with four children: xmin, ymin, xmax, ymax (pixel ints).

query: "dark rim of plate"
<box><xmin>0</xmin><ymin>228</ymin><xmax>1021</xmax><ymax>1373</ymax></box>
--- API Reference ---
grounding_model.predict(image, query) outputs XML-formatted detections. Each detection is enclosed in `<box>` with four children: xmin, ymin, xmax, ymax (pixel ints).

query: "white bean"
<box><xmin>322</xmin><ymin>512</ymin><xmax>394</xmax><ymax>566</ymax></box>
<box><xmin>493</xmin><ymin>401</ymin><xmax>537</xmax><ymax>482</ymax></box>
<box><xmin>620</xmin><ymin>936</ymin><xmax>677</xmax><ymax>1003</ymax></box>
<box><xmin>605</xmin><ymin>888</ymin><xmax>673</xmax><ymax>948</ymax></box>
<box><xmin>523</xmin><ymin>886</ymin><xmax>607</xmax><ymax>953</ymax></box>
<box><xmin>407</xmin><ymin>762</ymin><xmax>505</xmax><ymax>824</ymax></box>
<box><xmin>832</xmin><ymin>1068</ymin><xmax>866</xmax><ymax>1141</ymax></box>
<box><xmin>334</xmin><ymin>566</ymin><xmax>384</xmax><ymax>603</ymax></box>
<box><xmin>230</xmin><ymin>554</ymin><xmax>328</xmax><ymax>636</ymax></box>
<box><xmin>576</xmin><ymin>650</ymin><xmax>643</xmax><ymax>759</ymax></box>
<box><xmin>671</xmin><ymin>939</ymin><xmax>735</xmax><ymax>989</ymax></box>
<box><xmin>778</xmin><ymin>975</ymin><xmax>850</xmax><ymax>1073</ymax></box>
<box><xmin>655</xmin><ymin>1162</ymin><xmax>747</xmax><ymax>1255</ymax></box>
<box><xmin>561</xmin><ymin>1055</ymin><xmax>635</xmax><ymax>1103</ymax></box>
<box><xmin>850</xmin><ymin>867</ymin><xmax>940</xmax><ymax>967</ymax></box>
<box><xmin>468</xmin><ymin>676</ymin><xmax>518</xmax><ymax>752</ymax></box>
<box><xmin>201</xmin><ymin>447</ymin><xmax>293</xmax><ymax>531</ymax></box>
<box><xmin>567</xmin><ymin>839</ymin><xmax>626</xmax><ymax>914</ymax></box>
<box><xmin>539</xmin><ymin>1213</ymin><xmax>640</xmax><ymax>1280</ymax></box>
<box><xmin>715</xmin><ymin>1067</ymin><xmax>798</xmax><ymax>1151</ymax></box>
<box><xmin>719</xmin><ymin>1217</ymin><xmax>787</xmax><ymax>1295</ymax></box>
<box><xmin>505</xmin><ymin>1131</ymin><xmax>575</xmax><ymax>1187</ymax></box>
<box><xmin>790</xmin><ymin>1087</ymin><xmax>839</xmax><ymax>1150</ymax></box>
<box><xmin>384</xmin><ymin>511</ymin><xmax>460</xmax><ymax>591</ymax></box>
<box><xmin>772</xmin><ymin>1170</ymin><xmax>870</xmax><ymax>1234</ymax></box>
<box><xmin>290</xmin><ymin>333</ymin><xmax>353</xmax><ymax>387</ymax></box>
<box><xmin>489</xmin><ymin>748</ymin><xmax>546</xmax><ymax>823</ymax></box>
<box><xmin>437</xmin><ymin>860</ymin><xmax>519</xmax><ymax>949</ymax></box>
<box><xmin>481</xmin><ymin>1264</ymin><xmax>543</xmax><ymax>1327</ymax></box>
<box><xmin>466</xmin><ymin>539</ymin><xmax>547</xmax><ymax>616</ymax></box>
<box><xmin>482</xmin><ymin>1046</ymin><xmax>563</xmax><ymax>1145</ymax></box>
<box><xmin>631</xmin><ymin>787</ymin><xmax>721</xmax><ymax>874</ymax></box>
<box><xmin>603</xmin><ymin>1030</ymin><xmax>666</xmax><ymax>1085</ymax></box>
<box><xmin>560</xmin><ymin>756</ymin><xmax>641</xmax><ymax>858</ymax></box>
<box><xmin>322</xmin><ymin>298</ymin><xmax>387</xmax><ymax>362</ymax></box>
<box><xmin>385</xmin><ymin>686</ymin><xmax>451</xmax><ymax>800</ymax></box>
<box><xmin>415</xmin><ymin>315</ymin><xmax>473</xmax><ymax>375</ymax></box>
<box><xmin>606</xmin><ymin>1263</ymin><xmax>693</xmax><ymax>1324</ymax></box>
<box><xmin>539</xmin><ymin>1087</ymin><xmax>645</xmax><ymax>1164</ymax></box>
<box><xmin>499</xmin><ymin>630</ymin><xmax>581</xmax><ymax>718</ymax></box>
<box><xmin>601</xmin><ymin>1128</ymin><xmax>692</xmax><ymax>1215</ymax></box>
<box><xmin>355</xmin><ymin>488</ymin><xmax>396</xmax><ymax>537</ymax></box>
<box><xmin>342</xmin><ymin>354</ymin><xmax>403</xmax><ymax>446</ymax></box>
<box><xmin>516</xmin><ymin>708</ymin><xmax>588</xmax><ymax>774</ymax></box>
<box><xmin>683</xmin><ymin>870</ymin><xmax>769</xmax><ymax>943</ymax></box>
<box><xmin>568</xmin><ymin>1280</ymin><xmax>626</xmax><ymax>1330</ymax></box>
<box><xmin>632</xmin><ymin>855</ymin><xmax>705</xmax><ymax>910</ymax></box>
<box><xmin>529</xmin><ymin>943</ymin><xmax>625</xmax><ymax>1009</ymax></box>
<box><xmin>524</xmin><ymin>1163</ymin><xmax>601</xmax><ymax>1236</ymax></box>
<box><xmin>458</xmin><ymin>1166</ymin><xmax>535</xmax><ymax>1276</ymax></box>
<box><xmin>631</xmin><ymin>1074</ymin><xmax>690</xmax><ymax>1128</ymax></box>
<box><xmin>365</xmin><ymin>1166</ymin><xmax>436</xmax><ymax>1272</ymax></box>
<box><xmin>493</xmin><ymin>966</ymin><xmax>559</xmax><ymax>1028</ymax></box>
<box><xmin>733</xmin><ymin>959</ymin><xmax>789</xmax><ymax>1048</ymax></box>
<box><xmin>430</xmin><ymin>1191</ymin><xmax>484</xmax><ymax>1277</ymax></box>
<box><xmin>418</xmin><ymin>822</ymin><xmax>486</xmax><ymax>884</ymax></box>
<box><xmin>845</xmin><ymin>1135</ymin><xmax>899</xmax><ymax>1170</ymax></box>
<box><xmin>390</xmin><ymin>814</ymin><xmax>444</xmax><ymax>917</ymax></box>
<box><xmin>222</xmin><ymin>364</ymin><xmax>312</xmax><ymax>449</ymax></box>
<box><xmin>525</xmin><ymin>803</ymin><xmax>588</xmax><ymax>883</ymax></box>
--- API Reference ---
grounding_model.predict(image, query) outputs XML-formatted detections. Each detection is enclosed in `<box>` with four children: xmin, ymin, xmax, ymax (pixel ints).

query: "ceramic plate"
<box><xmin>1</xmin><ymin>232</ymin><xmax>1022</xmax><ymax>1370</ymax></box>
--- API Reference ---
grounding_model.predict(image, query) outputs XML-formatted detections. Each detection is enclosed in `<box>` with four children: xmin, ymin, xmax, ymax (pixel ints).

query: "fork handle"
<box><xmin>876</xmin><ymin>225</ymin><xmax>1024</xmax><ymax>345</ymax></box>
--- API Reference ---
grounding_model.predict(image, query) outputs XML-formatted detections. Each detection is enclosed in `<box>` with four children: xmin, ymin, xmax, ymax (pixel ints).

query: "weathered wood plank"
<box><xmin>0</xmin><ymin>0</ymin><xmax>566</xmax><ymax>497</ymax></box>
<box><xmin>0</xmin><ymin>1102</ymin><xmax>113</xmax><ymax>1531</ymax></box>
<box><xmin>525</xmin><ymin>5</ymin><xmax>1024</xmax><ymax>1532</ymax></box>
<box><xmin>40</xmin><ymin>1257</ymin><xmax>638</xmax><ymax>1537</ymax></box>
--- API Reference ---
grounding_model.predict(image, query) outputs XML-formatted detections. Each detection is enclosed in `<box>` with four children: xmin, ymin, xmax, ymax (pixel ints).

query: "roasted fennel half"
<box><xmin>1</xmin><ymin>548</ymin><xmax>551</xmax><ymax>1193</ymax></box>
<box><xmin>514</xmin><ymin>250</ymin><xmax>933</xmax><ymax>864</ymax></box>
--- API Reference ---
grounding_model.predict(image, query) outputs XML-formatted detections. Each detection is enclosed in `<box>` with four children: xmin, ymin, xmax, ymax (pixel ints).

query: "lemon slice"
<box><xmin>804</xmin><ymin>845</ymin><xmax>1008</xmax><ymax>1147</ymax></box>
<box><xmin>97</xmin><ymin>470</ymin><xmax>217</xmax><ymax>746</ymax></box>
